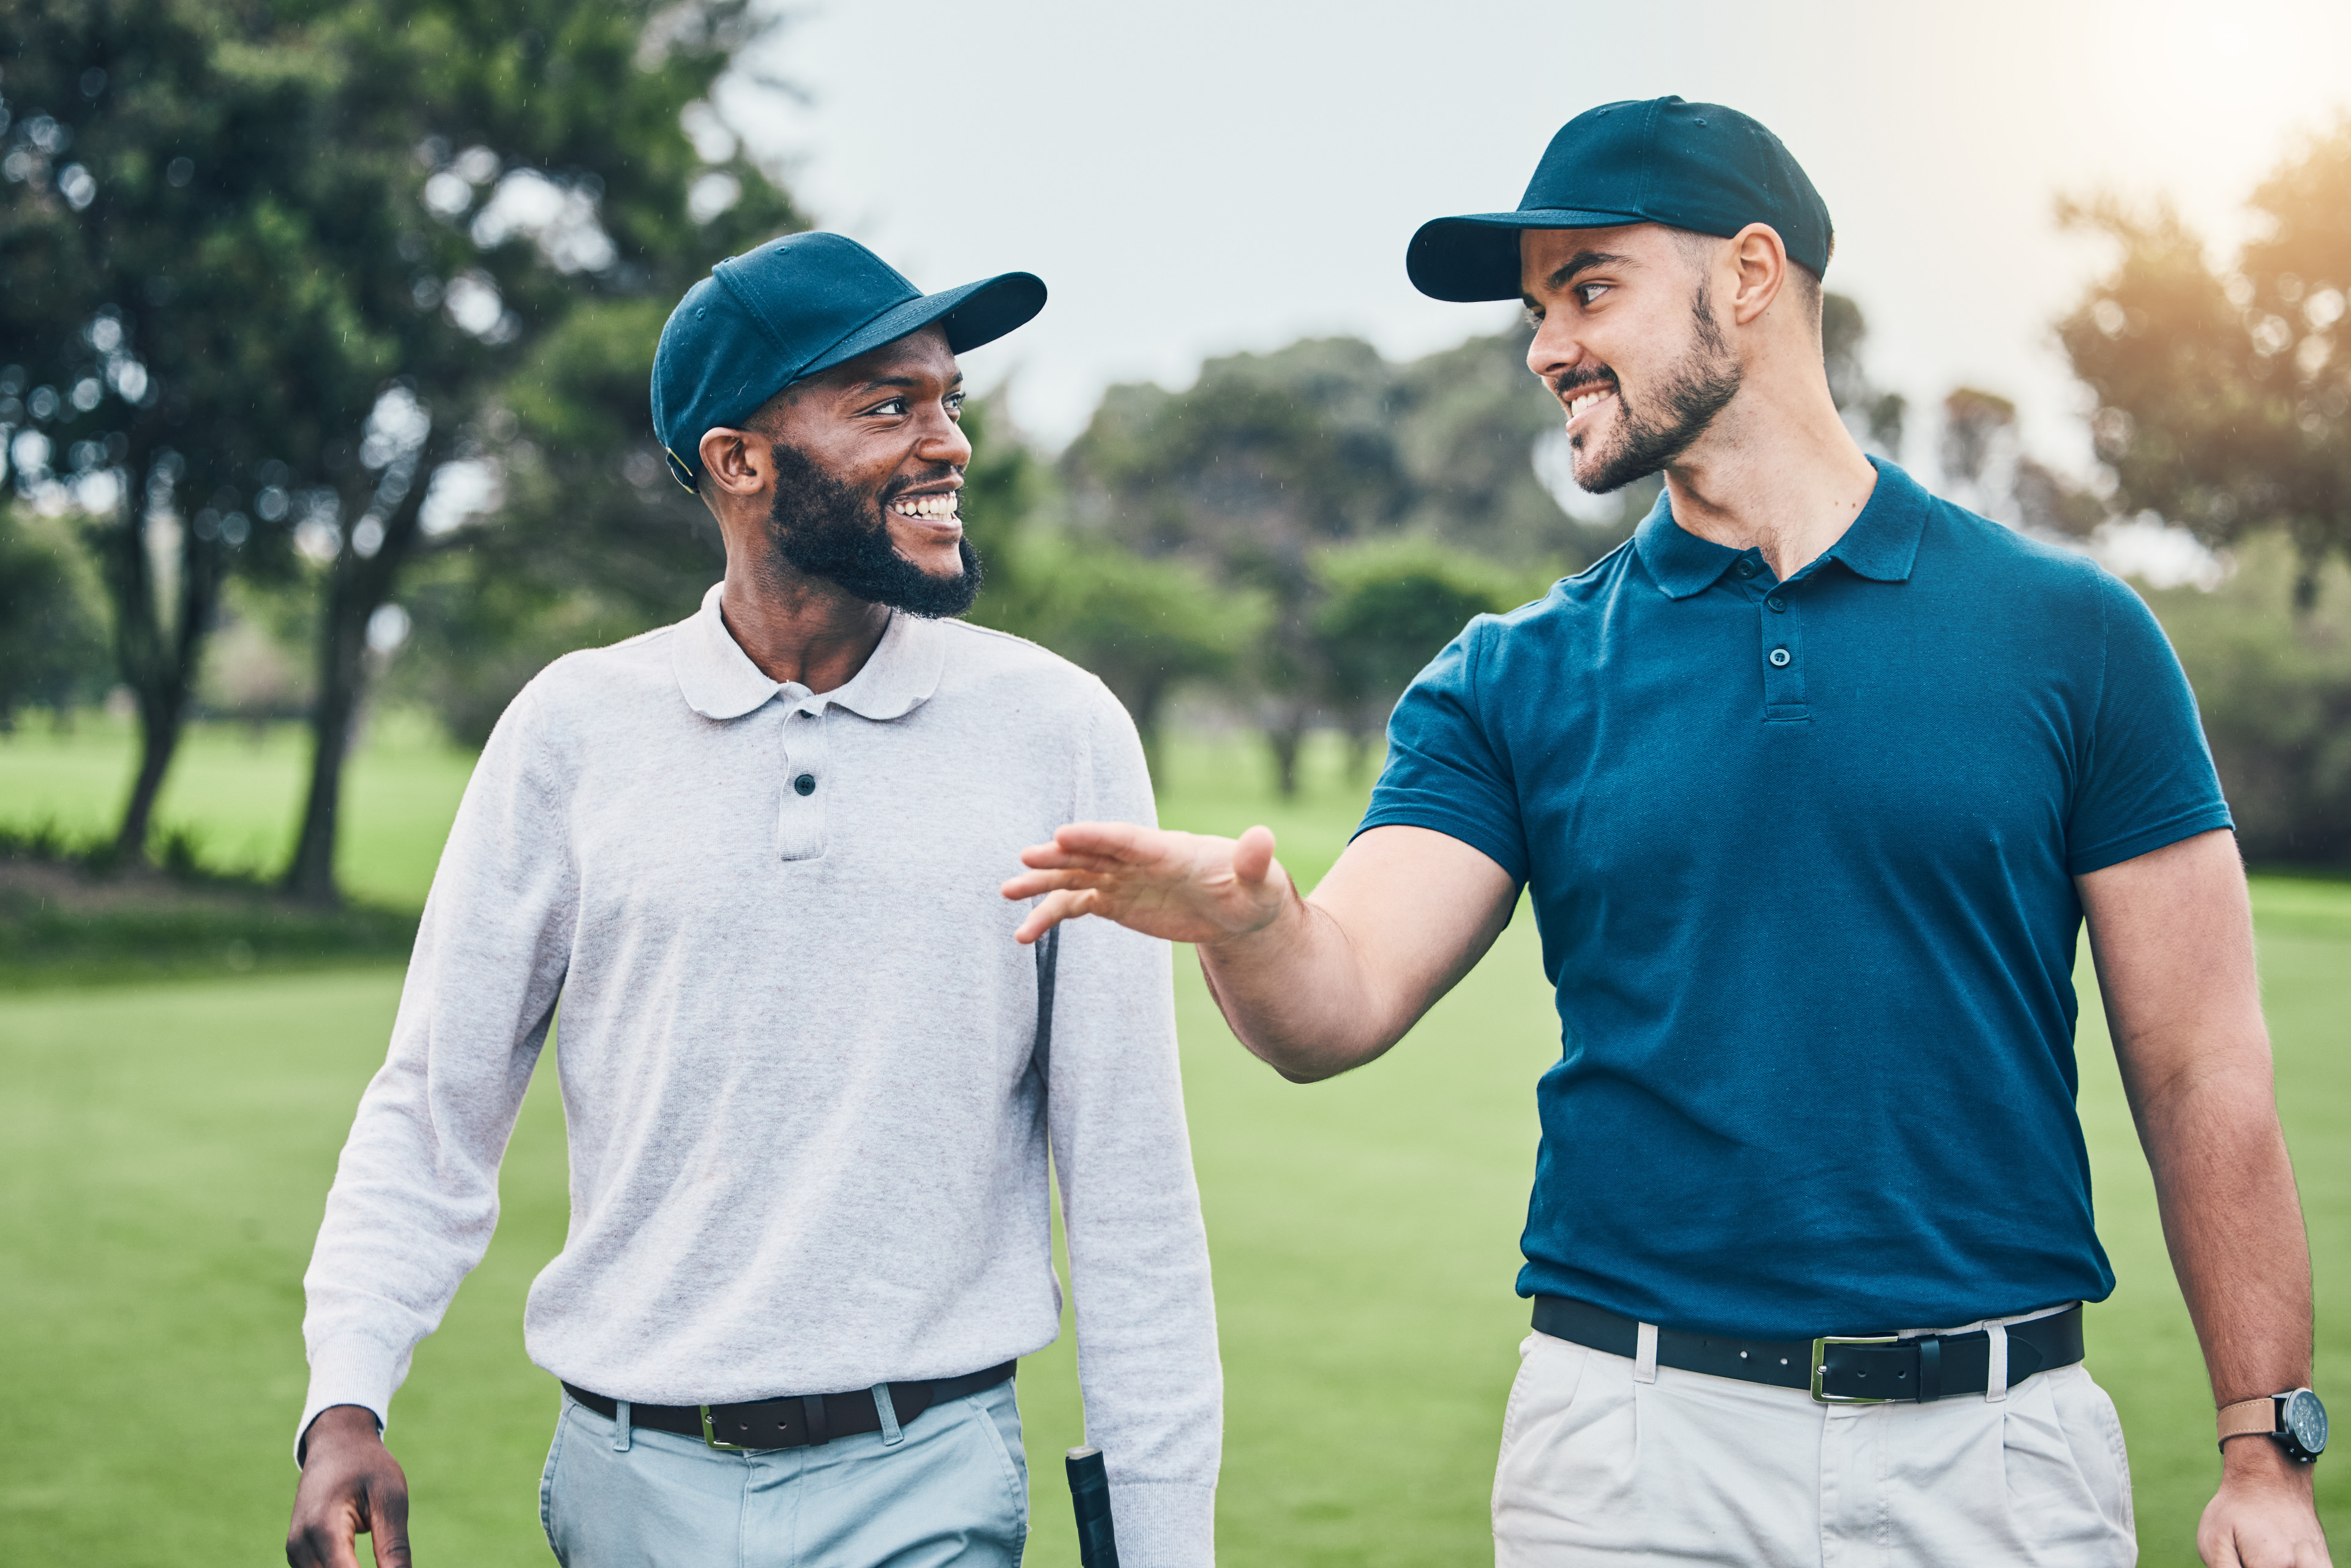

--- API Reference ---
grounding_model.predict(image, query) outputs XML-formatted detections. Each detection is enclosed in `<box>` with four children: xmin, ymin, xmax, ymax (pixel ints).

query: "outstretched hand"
<box><xmin>1003</xmin><ymin>822</ymin><xmax>1292</xmax><ymax>947</ymax></box>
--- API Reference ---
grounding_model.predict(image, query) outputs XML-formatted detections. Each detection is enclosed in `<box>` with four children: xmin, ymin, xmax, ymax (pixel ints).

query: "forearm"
<box><xmin>1196</xmin><ymin>891</ymin><xmax>1409</xmax><ymax>1081</ymax></box>
<box><xmin>2136</xmin><ymin>1064</ymin><xmax>2312</xmax><ymax>1403</ymax></box>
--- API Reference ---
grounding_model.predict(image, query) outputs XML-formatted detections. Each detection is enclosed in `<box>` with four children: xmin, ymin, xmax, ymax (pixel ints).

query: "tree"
<box><xmin>1312</xmin><ymin>536</ymin><xmax>1528</xmax><ymax>776</ymax></box>
<box><xmin>271</xmin><ymin>0</ymin><xmax>800</xmax><ymax>901</ymax></box>
<box><xmin>1</xmin><ymin>0</ymin><xmax>802</xmax><ymax>898</ymax></box>
<box><xmin>2058</xmin><ymin>114</ymin><xmax>2351</xmax><ymax>608</ymax></box>
<box><xmin>2</xmin><ymin>0</ymin><xmax>388</xmax><ymax>860</ymax></box>
<box><xmin>1065</xmin><ymin>337</ymin><xmax>1409</xmax><ymax>793</ymax></box>
<box><xmin>0</xmin><ymin>505</ymin><xmax>111</xmax><ymax>727</ymax></box>
<box><xmin>959</xmin><ymin>399</ymin><xmax>1265</xmax><ymax>775</ymax></box>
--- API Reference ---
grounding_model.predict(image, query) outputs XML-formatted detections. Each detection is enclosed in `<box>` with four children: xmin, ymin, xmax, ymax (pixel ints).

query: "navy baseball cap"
<box><xmin>1406</xmin><ymin>96</ymin><xmax>1833</xmax><ymax>303</ymax></box>
<box><xmin>653</xmin><ymin>231</ymin><xmax>1046</xmax><ymax>490</ymax></box>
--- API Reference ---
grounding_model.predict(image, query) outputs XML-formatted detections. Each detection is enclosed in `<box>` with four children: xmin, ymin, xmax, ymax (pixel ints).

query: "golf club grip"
<box><xmin>1066</xmin><ymin>1445</ymin><xmax>1119</xmax><ymax>1567</ymax></box>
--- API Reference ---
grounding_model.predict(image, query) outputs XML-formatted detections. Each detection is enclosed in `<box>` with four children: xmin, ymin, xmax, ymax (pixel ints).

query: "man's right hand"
<box><xmin>287</xmin><ymin>1405</ymin><xmax>411</xmax><ymax>1568</ymax></box>
<box><xmin>1004</xmin><ymin>822</ymin><xmax>1294</xmax><ymax>948</ymax></box>
<box><xmin>1006</xmin><ymin>820</ymin><xmax>1518</xmax><ymax>1081</ymax></box>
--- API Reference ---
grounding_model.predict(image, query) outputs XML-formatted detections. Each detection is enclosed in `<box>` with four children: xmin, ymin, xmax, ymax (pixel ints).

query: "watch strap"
<box><xmin>2218</xmin><ymin>1394</ymin><xmax>2280</xmax><ymax>1448</ymax></box>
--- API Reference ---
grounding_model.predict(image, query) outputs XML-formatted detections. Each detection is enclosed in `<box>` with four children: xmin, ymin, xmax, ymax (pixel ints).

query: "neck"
<box><xmin>1659</xmin><ymin>372</ymin><xmax>1880</xmax><ymax>581</ymax></box>
<box><xmin>718</xmin><ymin>547</ymin><xmax>891</xmax><ymax>694</ymax></box>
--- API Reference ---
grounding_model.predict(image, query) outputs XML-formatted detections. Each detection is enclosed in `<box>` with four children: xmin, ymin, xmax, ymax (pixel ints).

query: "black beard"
<box><xmin>1564</xmin><ymin>285</ymin><xmax>1743</xmax><ymax>494</ymax></box>
<box><xmin>765</xmin><ymin>443</ymin><xmax>983</xmax><ymax>618</ymax></box>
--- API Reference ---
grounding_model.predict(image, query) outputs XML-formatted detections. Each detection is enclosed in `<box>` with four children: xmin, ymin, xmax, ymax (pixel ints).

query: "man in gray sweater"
<box><xmin>286</xmin><ymin>233</ymin><xmax>1221</xmax><ymax>1568</ymax></box>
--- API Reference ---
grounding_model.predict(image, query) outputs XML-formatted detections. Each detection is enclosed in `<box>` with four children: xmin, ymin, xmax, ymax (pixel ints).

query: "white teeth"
<box><xmin>890</xmin><ymin>493</ymin><xmax>959</xmax><ymax>520</ymax></box>
<box><xmin>1568</xmin><ymin>390</ymin><xmax>1611</xmax><ymax>419</ymax></box>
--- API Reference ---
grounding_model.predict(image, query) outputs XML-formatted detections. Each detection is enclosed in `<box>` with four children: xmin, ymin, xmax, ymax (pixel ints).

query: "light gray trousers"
<box><xmin>540</xmin><ymin>1382</ymin><xmax>1028</xmax><ymax>1567</ymax></box>
<box><xmin>1494</xmin><ymin>1328</ymin><xmax>2136</xmax><ymax>1566</ymax></box>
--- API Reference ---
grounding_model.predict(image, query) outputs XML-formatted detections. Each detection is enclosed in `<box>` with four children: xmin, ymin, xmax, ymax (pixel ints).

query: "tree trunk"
<box><xmin>1265</xmin><ymin>703</ymin><xmax>1307</xmax><ymax>800</ymax></box>
<box><xmin>282</xmin><ymin>448</ymin><xmax>438</xmax><ymax>904</ymax></box>
<box><xmin>100</xmin><ymin>493</ymin><xmax>223</xmax><ymax>865</ymax></box>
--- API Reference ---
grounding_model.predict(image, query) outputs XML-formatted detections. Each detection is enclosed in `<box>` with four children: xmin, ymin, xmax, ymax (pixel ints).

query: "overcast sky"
<box><xmin>714</xmin><ymin>0</ymin><xmax>2351</xmax><ymax>480</ymax></box>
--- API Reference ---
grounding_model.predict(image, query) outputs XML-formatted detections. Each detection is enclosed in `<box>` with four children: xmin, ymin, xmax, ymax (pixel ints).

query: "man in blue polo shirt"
<box><xmin>1007</xmin><ymin>99</ymin><xmax>2330</xmax><ymax>1564</ymax></box>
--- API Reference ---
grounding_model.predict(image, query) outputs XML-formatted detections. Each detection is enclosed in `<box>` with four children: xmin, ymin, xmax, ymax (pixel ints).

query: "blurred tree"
<box><xmin>959</xmin><ymin>399</ymin><xmax>1264</xmax><ymax>773</ymax></box>
<box><xmin>1389</xmin><ymin>326</ymin><xmax>1621</xmax><ymax>565</ymax></box>
<box><xmin>2058</xmin><ymin>114</ymin><xmax>2351</xmax><ymax>609</ymax></box>
<box><xmin>1821</xmin><ymin>292</ymin><xmax>1907</xmax><ymax>458</ymax></box>
<box><xmin>1312</xmin><ymin>536</ymin><xmax>1529</xmax><ymax>776</ymax></box>
<box><xmin>1939</xmin><ymin>386</ymin><xmax>2018</xmax><ymax>520</ymax></box>
<box><xmin>0</xmin><ymin>507</ymin><xmax>112</xmax><ymax>726</ymax></box>
<box><xmin>2140</xmin><ymin>534</ymin><xmax>2351</xmax><ymax>867</ymax></box>
<box><xmin>0</xmin><ymin>0</ymin><xmax>801</xmax><ymax>899</ymax></box>
<box><xmin>1066</xmin><ymin>337</ymin><xmax>1406</xmax><ymax>794</ymax></box>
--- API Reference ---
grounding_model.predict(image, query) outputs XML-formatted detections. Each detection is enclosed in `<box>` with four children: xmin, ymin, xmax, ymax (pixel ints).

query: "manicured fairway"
<box><xmin>1</xmin><ymin>722</ymin><xmax>2346</xmax><ymax>1564</ymax></box>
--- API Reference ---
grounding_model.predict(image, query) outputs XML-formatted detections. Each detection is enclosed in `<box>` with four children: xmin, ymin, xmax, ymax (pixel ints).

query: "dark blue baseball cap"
<box><xmin>1406</xmin><ymin>96</ymin><xmax>1832</xmax><ymax>303</ymax></box>
<box><xmin>653</xmin><ymin>231</ymin><xmax>1046</xmax><ymax>490</ymax></box>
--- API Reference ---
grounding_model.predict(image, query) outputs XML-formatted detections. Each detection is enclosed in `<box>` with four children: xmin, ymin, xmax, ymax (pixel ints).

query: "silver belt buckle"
<box><xmin>1810</xmin><ymin>1334</ymin><xmax>1899</xmax><ymax>1405</ymax></box>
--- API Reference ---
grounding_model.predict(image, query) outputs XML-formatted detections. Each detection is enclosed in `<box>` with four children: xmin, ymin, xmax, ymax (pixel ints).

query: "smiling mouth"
<box><xmin>888</xmin><ymin>492</ymin><xmax>959</xmax><ymax>522</ymax></box>
<box><xmin>1565</xmin><ymin>387</ymin><xmax>1616</xmax><ymax>424</ymax></box>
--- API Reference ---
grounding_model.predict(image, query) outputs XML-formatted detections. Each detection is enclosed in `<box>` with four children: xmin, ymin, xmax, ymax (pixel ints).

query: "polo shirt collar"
<box><xmin>1632</xmin><ymin>454</ymin><xmax>1929</xmax><ymax>599</ymax></box>
<box><xmin>672</xmin><ymin>581</ymin><xmax>945</xmax><ymax>722</ymax></box>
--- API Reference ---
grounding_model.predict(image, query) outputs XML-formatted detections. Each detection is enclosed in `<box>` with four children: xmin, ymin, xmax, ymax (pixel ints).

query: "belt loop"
<box><xmin>1633</xmin><ymin>1322</ymin><xmax>1660</xmax><ymax>1384</ymax></box>
<box><xmin>612</xmin><ymin>1399</ymin><xmax>632</xmax><ymax>1453</ymax></box>
<box><xmin>803</xmin><ymin>1394</ymin><xmax>829</xmax><ymax>1443</ymax></box>
<box><xmin>872</xmin><ymin>1383</ymin><xmax>904</xmax><ymax>1447</ymax></box>
<box><xmin>1985</xmin><ymin>1322</ymin><xmax>2009</xmax><ymax>1403</ymax></box>
<box><xmin>1916</xmin><ymin>1337</ymin><xmax>1941</xmax><ymax>1404</ymax></box>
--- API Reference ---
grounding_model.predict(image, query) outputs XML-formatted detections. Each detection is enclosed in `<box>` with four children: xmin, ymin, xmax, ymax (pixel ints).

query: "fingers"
<box><xmin>369</xmin><ymin>1479</ymin><xmax>413</xmax><ymax>1568</ymax></box>
<box><xmin>1232</xmin><ymin>825</ymin><xmax>1277</xmax><ymax>885</ymax></box>
<box><xmin>1013</xmin><ymin>887</ymin><xmax>1095</xmax><ymax>945</ymax></box>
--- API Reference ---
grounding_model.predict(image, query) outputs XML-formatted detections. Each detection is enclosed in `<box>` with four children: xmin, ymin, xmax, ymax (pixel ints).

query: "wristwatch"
<box><xmin>2218</xmin><ymin>1389</ymin><xmax>2328</xmax><ymax>1461</ymax></box>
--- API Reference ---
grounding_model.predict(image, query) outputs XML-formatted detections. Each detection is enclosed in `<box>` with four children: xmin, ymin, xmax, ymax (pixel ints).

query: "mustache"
<box><xmin>1550</xmin><ymin>366</ymin><xmax>1618</xmax><ymax>402</ymax></box>
<box><xmin>878</xmin><ymin>465</ymin><xmax>962</xmax><ymax>507</ymax></box>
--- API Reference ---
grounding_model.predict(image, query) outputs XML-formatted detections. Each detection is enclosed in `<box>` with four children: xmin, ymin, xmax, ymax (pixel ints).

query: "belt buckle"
<box><xmin>1810</xmin><ymin>1334</ymin><xmax>1900</xmax><ymax>1405</ymax></box>
<box><xmin>700</xmin><ymin>1405</ymin><xmax>756</xmax><ymax>1451</ymax></box>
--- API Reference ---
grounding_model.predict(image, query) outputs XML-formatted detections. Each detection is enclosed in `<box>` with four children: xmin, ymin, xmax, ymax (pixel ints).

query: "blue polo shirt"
<box><xmin>1360</xmin><ymin>458</ymin><xmax>2232</xmax><ymax>1340</ymax></box>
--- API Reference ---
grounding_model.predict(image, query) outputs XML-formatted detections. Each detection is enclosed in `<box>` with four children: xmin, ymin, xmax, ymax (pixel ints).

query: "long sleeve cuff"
<box><xmin>1108</xmin><ymin>1480</ymin><xmax>1216</xmax><ymax>1568</ymax></box>
<box><xmin>294</xmin><ymin>1335</ymin><xmax>403</xmax><ymax>1463</ymax></box>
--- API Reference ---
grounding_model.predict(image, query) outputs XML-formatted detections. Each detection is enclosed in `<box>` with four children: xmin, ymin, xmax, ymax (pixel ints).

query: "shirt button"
<box><xmin>1766</xmin><ymin>595</ymin><xmax>1786</xmax><ymax>612</ymax></box>
<box><xmin>1735</xmin><ymin>560</ymin><xmax>1760</xmax><ymax>579</ymax></box>
<box><xmin>793</xmin><ymin>774</ymin><xmax>816</xmax><ymax>796</ymax></box>
<box><xmin>1768</xmin><ymin>647</ymin><xmax>1792</xmax><ymax>668</ymax></box>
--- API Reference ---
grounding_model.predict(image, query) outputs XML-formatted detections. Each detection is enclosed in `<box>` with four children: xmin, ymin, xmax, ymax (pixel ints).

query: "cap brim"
<box><xmin>1406</xmin><ymin>209</ymin><xmax>1648</xmax><ymax>302</ymax></box>
<box><xmin>798</xmin><ymin>270</ymin><xmax>1048</xmax><ymax>383</ymax></box>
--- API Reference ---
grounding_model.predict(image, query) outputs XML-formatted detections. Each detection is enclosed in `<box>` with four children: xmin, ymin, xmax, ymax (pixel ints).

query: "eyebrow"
<box><xmin>1523</xmin><ymin>249</ymin><xmax>1638</xmax><ymax>306</ymax></box>
<box><xmin>846</xmin><ymin>371</ymin><xmax>966</xmax><ymax>395</ymax></box>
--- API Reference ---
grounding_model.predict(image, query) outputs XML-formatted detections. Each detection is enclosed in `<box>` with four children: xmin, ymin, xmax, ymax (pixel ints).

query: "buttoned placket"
<box><xmin>1733</xmin><ymin>551</ymin><xmax>1810</xmax><ymax>723</ymax></box>
<box><xmin>775</xmin><ymin>692</ymin><xmax>832</xmax><ymax>861</ymax></box>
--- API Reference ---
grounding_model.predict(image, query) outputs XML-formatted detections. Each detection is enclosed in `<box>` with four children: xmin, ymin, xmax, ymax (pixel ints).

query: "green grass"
<box><xmin>0</xmin><ymin>719</ymin><xmax>2345</xmax><ymax>1564</ymax></box>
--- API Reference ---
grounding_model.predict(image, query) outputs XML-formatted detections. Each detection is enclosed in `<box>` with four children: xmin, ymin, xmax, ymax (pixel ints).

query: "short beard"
<box><xmin>765</xmin><ymin>443</ymin><xmax>983</xmax><ymax>619</ymax></box>
<box><xmin>1565</xmin><ymin>286</ymin><xmax>1743</xmax><ymax>494</ymax></box>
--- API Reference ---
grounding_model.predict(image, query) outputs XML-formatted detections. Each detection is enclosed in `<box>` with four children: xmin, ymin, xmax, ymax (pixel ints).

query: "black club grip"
<box><xmin>1066</xmin><ymin>1445</ymin><xmax>1120</xmax><ymax>1567</ymax></box>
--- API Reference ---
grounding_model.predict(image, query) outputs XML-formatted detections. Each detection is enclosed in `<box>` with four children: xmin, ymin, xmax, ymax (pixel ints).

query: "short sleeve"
<box><xmin>1355</xmin><ymin>618</ymin><xmax>1531</xmax><ymax>883</ymax></box>
<box><xmin>2065</xmin><ymin>571</ymin><xmax>2235</xmax><ymax>875</ymax></box>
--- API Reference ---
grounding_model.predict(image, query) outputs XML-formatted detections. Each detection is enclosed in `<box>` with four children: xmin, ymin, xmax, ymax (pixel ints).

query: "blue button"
<box><xmin>1735</xmin><ymin>560</ymin><xmax>1760</xmax><ymax>579</ymax></box>
<box><xmin>1766</xmin><ymin>595</ymin><xmax>1786</xmax><ymax>612</ymax></box>
<box><xmin>793</xmin><ymin>774</ymin><xmax>816</xmax><ymax>796</ymax></box>
<box><xmin>1768</xmin><ymin>647</ymin><xmax>1791</xmax><ymax>668</ymax></box>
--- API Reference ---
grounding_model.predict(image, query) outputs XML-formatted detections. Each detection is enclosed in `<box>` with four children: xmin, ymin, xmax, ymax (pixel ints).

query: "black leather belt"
<box><xmin>1532</xmin><ymin>1296</ymin><xmax>2083</xmax><ymax>1404</ymax></box>
<box><xmin>563</xmin><ymin>1362</ymin><xmax>1016</xmax><ymax>1450</ymax></box>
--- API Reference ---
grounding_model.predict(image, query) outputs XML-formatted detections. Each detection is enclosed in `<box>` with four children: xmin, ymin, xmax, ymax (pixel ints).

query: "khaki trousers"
<box><xmin>1493</xmin><ymin>1329</ymin><xmax>2136</xmax><ymax>1566</ymax></box>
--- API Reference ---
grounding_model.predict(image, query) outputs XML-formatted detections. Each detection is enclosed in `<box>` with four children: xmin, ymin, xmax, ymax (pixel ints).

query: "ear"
<box><xmin>697</xmin><ymin>425</ymin><xmax>774</xmax><ymax>499</ymax></box>
<box><xmin>1724</xmin><ymin>222</ymin><xmax>1788</xmax><ymax>328</ymax></box>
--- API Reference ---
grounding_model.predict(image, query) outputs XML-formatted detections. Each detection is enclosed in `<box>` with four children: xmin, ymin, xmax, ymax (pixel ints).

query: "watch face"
<box><xmin>2283</xmin><ymin>1389</ymin><xmax>2328</xmax><ymax>1460</ymax></box>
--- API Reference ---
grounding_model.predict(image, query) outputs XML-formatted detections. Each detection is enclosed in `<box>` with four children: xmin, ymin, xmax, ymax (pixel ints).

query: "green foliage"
<box><xmin>0</xmin><ymin>0</ymin><xmax>801</xmax><ymax>890</ymax></box>
<box><xmin>2059</xmin><ymin>114</ymin><xmax>2351</xmax><ymax>598</ymax></box>
<box><xmin>1312</xmin><ymin>536</ymin><xmax>1533</xmax><ymax>741</ymax></box>
<box><xmin>0</xmin><ymin>508</ymin><xmax>111</xmax><ymax>723</ymax></box>
<box><xmin>2143</xmin><ymin>535</ymin><xmax>2351</xmax><ymax>868</ymax></box>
